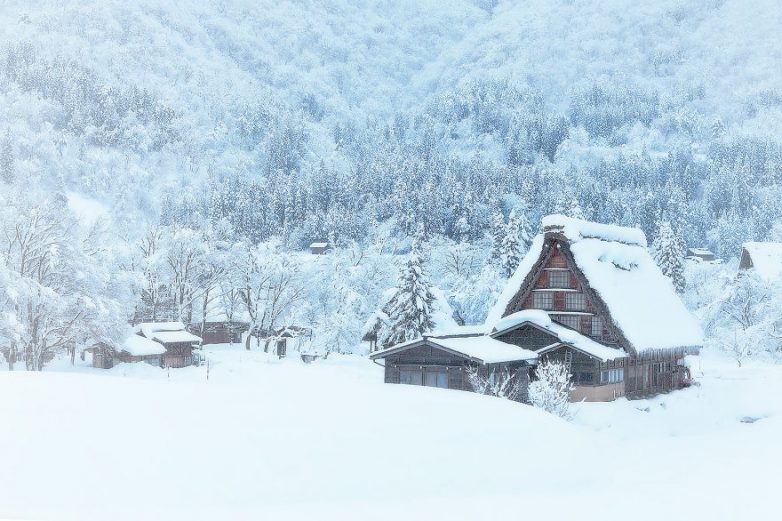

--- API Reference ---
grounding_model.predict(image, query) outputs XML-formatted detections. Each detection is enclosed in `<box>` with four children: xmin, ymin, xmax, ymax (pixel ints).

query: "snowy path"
<box><xmin>1</xmin><ymin>349</ymin><xmax>779</xmax><ymax>520</ymax></box>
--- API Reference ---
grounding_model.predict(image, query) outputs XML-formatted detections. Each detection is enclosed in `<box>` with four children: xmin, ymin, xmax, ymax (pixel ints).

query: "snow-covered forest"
<box><xmin>1</xmin><ymin>2</ymin><xmax>782</xmax><ymax>518</ymax></box>
<box><xmin>1</xmin><ymin>0</ymin><xmax>781</xmax><ymax>367</ymax></box>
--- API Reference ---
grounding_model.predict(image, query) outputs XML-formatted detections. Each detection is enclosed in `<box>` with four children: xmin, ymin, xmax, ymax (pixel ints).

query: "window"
<box><xmin>600</xmin><ymin>368</ymin><xmax>624</xmax><ymax>384</ymax></box>
<box><xmin>548</xmin><ymin>270</ymin><xmax>570</xmax><ymax>288</ymax></box>
<box><xmin>591</xmin><ymin>316</ymin><xmax>603</xmax><ymax>338</ymax></box>
<box><xmin>399</xmin><ymin>369</ymin><xmax>422</xmax><ymax>386</ymax></box>
<box><xmin>576</xmin><ymin>371</ymin><xmax>594</xmax><ymax>385</ymax></box>
<box><xmin>425</xmin><ymin>370</ymin><xmax>449</xmax><ymax>389</ymax></box>
<box><xmin>565</xmin><ymin>292</ymin><xmax>586</xmax><ymax>311</ymax></box>
<box><xmin>532</xmin><ymin>292</ymin><xmax>554</xmax><ymax>310</ymax></box>
<box><xmin>552</xmin><ymin>314</ymin><xmax>581</xmax><ymax>330</ymax></box>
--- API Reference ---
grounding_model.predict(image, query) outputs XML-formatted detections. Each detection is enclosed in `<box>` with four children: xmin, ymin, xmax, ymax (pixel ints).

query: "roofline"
<box><xmin>369</xmin><ymin>338</ymin><xmax>480</xmax><ymax>363</ymax></box>
<box><xmin>369</xmin><ymin>336</ymin><xmax>538</xmax><ymax>365</ymax></box>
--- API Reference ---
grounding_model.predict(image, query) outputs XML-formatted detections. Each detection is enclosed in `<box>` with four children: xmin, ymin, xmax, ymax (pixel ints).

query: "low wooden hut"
<box><xmin>371</xmin><ymin>333</ymin><xmax>537</xmax><ymax>402</ymax></box>
<box><xmin>686</xmin><ymin>247</ymin><xmax>716</xmax><ymax>262</ymax></box>
<box><xmin>136</xmin><ymin>322</ymin><xmax>202</xmax><ymax>368</ymax></box>
<box><xmin>309</xmin><ymin>242</ymin><xmax>331</xmax><ymax>255</ymax></box>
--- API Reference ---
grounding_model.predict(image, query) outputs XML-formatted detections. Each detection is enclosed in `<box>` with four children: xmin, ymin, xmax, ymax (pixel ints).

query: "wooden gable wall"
<box><xmin>501</xmin><ymin>235</ymin><xmax>632</xmax><ymax>353</ymax></box>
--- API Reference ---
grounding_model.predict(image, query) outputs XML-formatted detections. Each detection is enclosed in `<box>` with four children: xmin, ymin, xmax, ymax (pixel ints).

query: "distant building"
<box><xmin>251</xmin><ymin>325</ymin><xmax>313</xmax><ymax>358</ymax></box>
<box><xmin>372</xmin><ymin>215</ymin><xmax>703</xmax><ymax>402</ymax></box>
<box><xmin>310</xmin><ymin>241</ymin><xmax>331</xmax><ymax>255</ymax></box>
<box><xmin>738</xmin><ymin>242</ymin><xmax>782</xmax><ymax>283</ymax></box>
<box><xmin>686</xmin><ymin>247</ymin><xmax>716</xmax><ymax>262</ymax></box>
<box><xmin>92</xmin><ymin>322</ymin><xmax>202</xmax><ymax>369</ymax></box>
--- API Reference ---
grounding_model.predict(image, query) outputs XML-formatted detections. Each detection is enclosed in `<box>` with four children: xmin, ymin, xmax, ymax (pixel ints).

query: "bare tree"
<box><xmin>240</xmin><ymin>242</ymin><xmax>304</xmax><ymax>351</ymax></box>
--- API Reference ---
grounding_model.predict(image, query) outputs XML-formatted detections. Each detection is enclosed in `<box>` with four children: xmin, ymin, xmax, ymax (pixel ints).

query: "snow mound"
<box><xmin>542</xmin><ymin>214</ymin><xmax>647</xmax><ymax>247</ymax></box>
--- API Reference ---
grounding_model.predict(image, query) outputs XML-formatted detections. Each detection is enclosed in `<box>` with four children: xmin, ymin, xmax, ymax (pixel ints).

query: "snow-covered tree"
<box><xmin>499</xmin><ymin>210</ymin><xmax>524</xmax><ymax>278</ymax></box>
<box><xmin>466</xmin><ymin>365</ymin><xmax>522</xmax><ymax>400</ymax></box>
<box><xmin>0</xmin><ymin>131</ymin><xmax>13</xmax><ymax>184</ymax></box>
<box><xmin>652</xmin><ymin>219</ymin><xmax>686</xmax><ymax>293</ymax></box>
<box><xmin>240</xmin><ymin>241</ymin><xmax>304</xmax><ymax>351</ymax></box>
<box><xmin>528</xmin><ymin>359</ymin><xmax>573</xmax><ymax>419</ymax></box>
<box><xmin>381</xmin><ymin>239</ymin><xmax>436</xmax><ymax>348</ymax></box>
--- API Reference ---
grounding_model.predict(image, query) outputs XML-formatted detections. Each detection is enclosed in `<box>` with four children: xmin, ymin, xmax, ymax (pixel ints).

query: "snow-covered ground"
<box><xmin>1</xmin><ymin>347</ymin><xmax>780</xmax><ymax>520</ymax></box>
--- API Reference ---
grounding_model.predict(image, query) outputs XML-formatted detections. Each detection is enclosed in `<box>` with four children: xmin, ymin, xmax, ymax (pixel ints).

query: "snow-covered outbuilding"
<box><xmin>739</xmin><ymin>242</ymin><xmax>782</xmax><ymax>284</ymax></box>
<box><xmin>372</xmin><ymin>215</ymin><xmax>703</xmax><ymax>402</ymax></box>
<box><xmin>309</xmin><ymin>241</ymin><xmax>331</xmax><ymax>255</ymax></box>
<box><xmin>686</xmin><ymin>247</ymin><xmax>717</xmax><ymax>262</ymax></box>
<box><xmin>135</xmin><ymin>322</ymin><xmax>202</xmax><ymax>368</ymax></box>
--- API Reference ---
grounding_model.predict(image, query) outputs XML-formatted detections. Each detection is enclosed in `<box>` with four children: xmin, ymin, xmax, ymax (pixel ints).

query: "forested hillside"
<box><xmin>1</xmin><ymin>0</ymin><xmax>781</xmax><ymax>364</ymax></box>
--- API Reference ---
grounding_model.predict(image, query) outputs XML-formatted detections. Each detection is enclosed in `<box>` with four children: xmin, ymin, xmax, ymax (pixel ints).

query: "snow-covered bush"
<box><xmin>528</xmin><ymin>360</ymin><xmax>573</xmax><ymax>419</ymax></box>
<box><xmin>466</xmin><ymin>366</ymin><xmax>522</xmax><ymax>401</ymax></box>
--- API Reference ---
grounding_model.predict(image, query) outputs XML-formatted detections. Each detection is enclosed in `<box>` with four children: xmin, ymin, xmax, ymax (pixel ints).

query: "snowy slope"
<box><xmin>1</xmin><ymin>347</ymin><xmax>781</xmax><ymax>520</ymax></box>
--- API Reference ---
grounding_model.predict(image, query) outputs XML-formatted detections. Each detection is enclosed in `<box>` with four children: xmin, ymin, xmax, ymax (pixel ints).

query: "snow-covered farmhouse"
<box><xmin>739</xmin><ymin>242</ymin><xmax>782</xmax><ymax>282</ymax></box>
<box><xmin>92</xmin><ymin>322</ymin><xmax>202</xmax><ymax>369</ymax></box>
<box><xmin>371</xmin><ymin>215</ymin><xmax>703</xmax><ymax>402</ymax></box>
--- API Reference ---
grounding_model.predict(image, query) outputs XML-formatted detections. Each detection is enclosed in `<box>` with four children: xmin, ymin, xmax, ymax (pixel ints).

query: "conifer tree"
<box><xmin>381</xmin><ymin>238</ymin><xmax>436</xmax><ymax>348</ymax></box>
<box><xmin>499</xmin><ymin>210</ymin><xmax>523</xmax><ymax>278</ymax></box>
<box><xmin>652</xmin><ymin>219</ymin><xmax>686</xmax><ymax>293</ymax></box>
<box><xmin>490</xmin><ymin>210</ymin><xmax>505</xmax><ymax>259</ymax></box>
<box><xmin>0</xmin><ymin>131</ymin><xmax>14</xmax><ymax>184</ymax></box>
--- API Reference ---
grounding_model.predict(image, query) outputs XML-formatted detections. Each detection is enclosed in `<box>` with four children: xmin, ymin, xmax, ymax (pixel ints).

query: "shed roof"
<box><xmin>121</xmin><ymin>335</ymin><xmax>166</xmax><ymax>356</ymax></box>
<box><xmin>370</xmin><ymin>334</ymin><xmax>537</xmax><ymax>364</ymax></box>
<box><xmin>137</xmin><ymin>322</ymin><xmax>202</xmax><ymax>345</ymax></box>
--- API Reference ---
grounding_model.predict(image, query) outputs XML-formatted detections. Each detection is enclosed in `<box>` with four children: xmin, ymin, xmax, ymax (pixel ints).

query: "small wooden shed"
<box><xmin>309</xmin><ymin>242</ymin><xmax>331</xmax><ymax>255</ymax></box>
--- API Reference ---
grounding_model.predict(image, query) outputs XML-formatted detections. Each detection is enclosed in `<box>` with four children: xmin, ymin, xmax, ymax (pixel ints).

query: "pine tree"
<box><xmin>490</xmin><ymin>210</ymin><xmax>505</xmax><ymax>259</ymax></box>
<box><xmin>499</xmin><ymin>210</ymin><xmax>523</xmax><ymax>278</ymax></box>
<box><xmin>652</xmin><ymin>219</ymin><xmax>686</xmax><ymax>293</ymax></box>
<box><xmin>0</xmin><ymin>131</ymin><xmax>14</xmax><ymax>184</ymax></box>
<box><xmin>381</xmin><ymin>238</ymin><xmax>436</xmax><ymax>347</ymax></box>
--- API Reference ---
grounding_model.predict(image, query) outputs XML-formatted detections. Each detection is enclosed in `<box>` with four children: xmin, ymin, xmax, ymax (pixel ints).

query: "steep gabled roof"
<box><xmin>486</xmin><ymin>215</ymin><xmax>703</xmax><ymax>354</ymax></box>
<box><xmin>740</xmin><ymin>242</ymin><xmax>782</xmax><ymax>283</ymax></box>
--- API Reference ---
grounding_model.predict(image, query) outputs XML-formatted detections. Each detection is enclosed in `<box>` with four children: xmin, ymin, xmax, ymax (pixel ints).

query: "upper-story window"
<box><xmin>532</xmin><ymin>292</ymin><xmax>554</xmax><ymax>310</ymax></box>
<box><xmin>565</xmin><ymin>292</ymin><xmax>586</xmax><ymax>311</ymax></box>
<box><xmin>591</xmin><ymin>316</ymin><xmax>603</xmax><ymax>338</ymax></box>
<box><xmin>548</xmin><ymin>270</ymin><xmax>570</xmax><ymax>288</ymax></box>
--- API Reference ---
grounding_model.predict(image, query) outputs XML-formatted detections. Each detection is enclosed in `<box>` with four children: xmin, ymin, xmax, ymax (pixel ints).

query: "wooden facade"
<box><xmin>371</xmin><ymin>218</ymin><xmax>700</xmax><ymax>403</ymax></box>
<box><xmin>378</xmin><ymin>340</ymin><xmax>532</xmax><ymax>402</ymax></box>
<box><xmin>494</xmin><ymin>225</ymin><xmax>697</xmax><ymax>400</ymax></box>
<box><xmin>190</xmin><ymin>321</ymin><xmax>249</xmax><ymax>345</ymax></box>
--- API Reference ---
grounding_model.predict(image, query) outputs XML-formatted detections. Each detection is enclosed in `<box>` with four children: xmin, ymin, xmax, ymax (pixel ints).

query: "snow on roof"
<box><xmin>370</xmin><ymin>334</ymin><xmax>537</xmax><ymax>364</ymax></box>
<box><xmin>310</xmin><ymin>242</ymin><xmax>329</xmax><ymax>248</ymax></box>
<box><xmin>742</xmin><ymin>242</ymin><xmax>782</xmax><ymax>283</ymax></box>
<box><xmin>491</xmin><ymin>310</ymin><xmax>625</xmax><ymax>362</ymax></box>
<box><xmin>121</xmin><ymin>334</ymin><xmax>166</xmax><ymax>356</ymax></box>
<box><xmin>148</xmin><ymin>330</ymin><xmax>202</xmax><ymax>344</ymax></box>
<box><xmin>137</xmin><ymin>322</ymin><xmax>202</xmax><ymax>345</ymax></box>
<box><xmin>487</xmin><ymin>216</ymin><xmax>703</xmax><ymax>353</ymax></box>
<box><xmin>569</xmin><ymin>234</ymin><xmax>702</xmax><ymax>352</ymax></box>
<box><xmin>542</xmin><ymin>214</ymin><xmax>647</xmax><ymax>247</ymax></box>
<box><xmin>687</xmin><ymin>248</ymin><xmax>714</xmax><ymax>255</ymax></box>
<box><xmin>429</xmin><ymin>335</ymin><xmax>538</xmax><ymax>364</ymax></box>
<box><xmin>485</xmin><ymin>234</ymin><xmax>545</xmax><ymax>325</ymax></box>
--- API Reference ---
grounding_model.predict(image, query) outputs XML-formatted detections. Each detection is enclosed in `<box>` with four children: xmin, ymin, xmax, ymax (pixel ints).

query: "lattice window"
<box><xmin>552</xmin><ymin>314</ymin><xmax>581</xmax><ymax>330</ymax></box>
<box><xmin>532</xmin><ymin>292</ymin><xmax>554</xmax><ymax>310</ymax></box>
<box><xmin>565</xmin><ymin>292</ymin><xmax>586</xmax><ymax>311</ymax></box>
<box><xmin>548</xmin><ymin>270</ymin><xmax>570</xmax><ymax>288</ymax></box>
<box><xmin>591</xmin><ymin>316</ymin><xmax>603</xmax><ymax>338</ymax></box>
